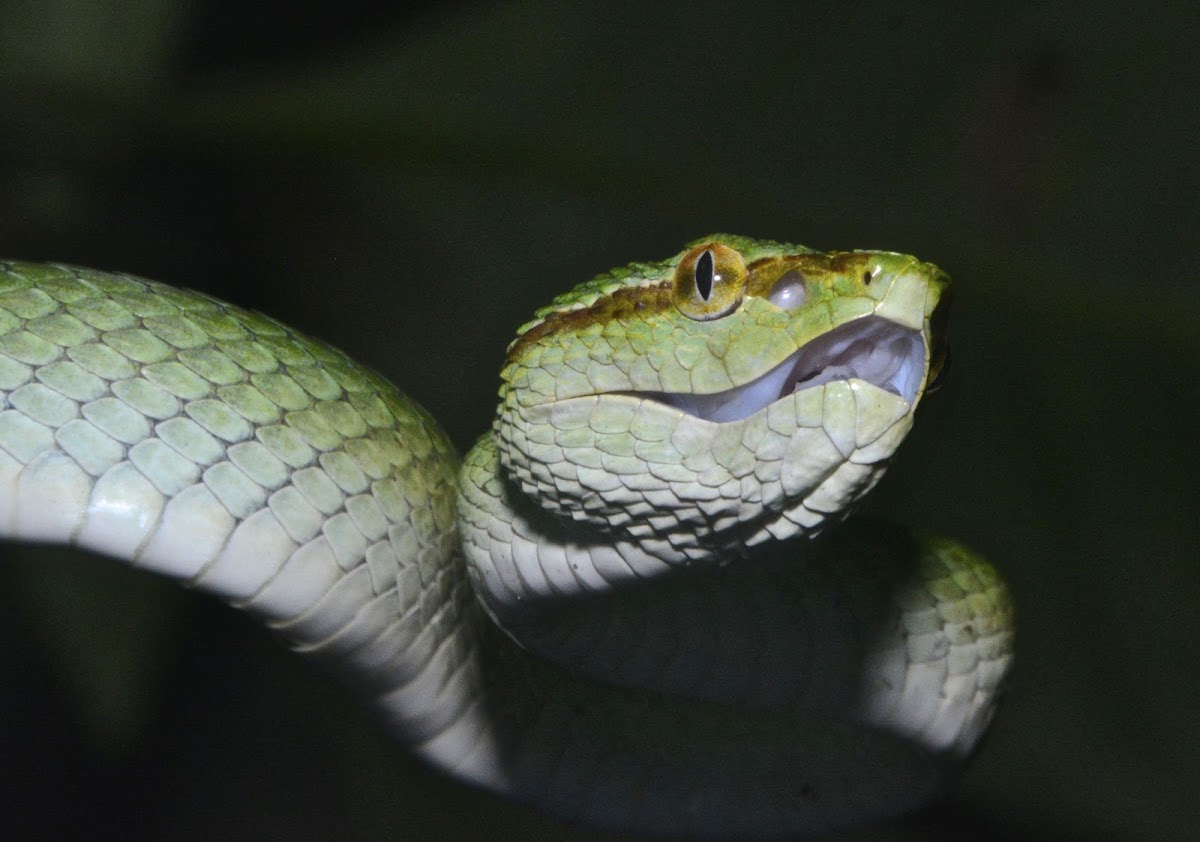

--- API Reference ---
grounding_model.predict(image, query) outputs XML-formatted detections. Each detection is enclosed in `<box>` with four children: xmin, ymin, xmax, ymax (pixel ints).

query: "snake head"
<box><xmin>495</xmin><ymin>236</ymin><xmax>952</xmax><ymax>564</ymax></box>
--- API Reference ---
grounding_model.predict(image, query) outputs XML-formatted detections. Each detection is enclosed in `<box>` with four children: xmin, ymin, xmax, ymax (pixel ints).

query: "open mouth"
<box><xmin>641</xmin><ymin>316</ymin><xmax>926</xmax><ymax>423</ymax></box>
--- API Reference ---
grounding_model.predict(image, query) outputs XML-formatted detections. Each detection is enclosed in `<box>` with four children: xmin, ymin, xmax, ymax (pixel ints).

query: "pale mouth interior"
<box><xmin>644</xmin><ymin>316</ymin><xmax>926</xmax><ymax>423</ymax></box>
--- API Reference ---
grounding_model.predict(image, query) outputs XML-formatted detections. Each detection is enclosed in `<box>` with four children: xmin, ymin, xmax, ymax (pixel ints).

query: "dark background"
<box><xmin>0</xmin><ymin>2</ymin><xmax>1195</xmax><ymax>840</ymax></box>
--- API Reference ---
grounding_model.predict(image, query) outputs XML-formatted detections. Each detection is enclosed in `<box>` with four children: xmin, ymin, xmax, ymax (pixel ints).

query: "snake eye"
<box><xmin>673</xmin><ymin>242</ymin><xmax>749</xmax><ymax>321</ymax></box>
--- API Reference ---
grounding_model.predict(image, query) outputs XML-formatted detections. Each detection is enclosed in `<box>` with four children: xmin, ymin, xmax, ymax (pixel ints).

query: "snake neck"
<box><xmin>458</xmin><ymin>431</ymin><xmax>996</xmax><ymax>740</ymax></box>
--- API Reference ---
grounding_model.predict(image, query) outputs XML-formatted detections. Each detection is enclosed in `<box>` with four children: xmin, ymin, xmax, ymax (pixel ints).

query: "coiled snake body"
<box><xmin>0</xmin><ymin>237</ymin><xmax>1012</xmax><ymax>837</ymax></box>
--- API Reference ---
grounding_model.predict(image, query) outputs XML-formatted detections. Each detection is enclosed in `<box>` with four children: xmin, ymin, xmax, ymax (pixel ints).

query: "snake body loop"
<box><xmin>0</xmin><ymin>238</ymin><xmax>1012</xmax><ymax>837</ymax></box>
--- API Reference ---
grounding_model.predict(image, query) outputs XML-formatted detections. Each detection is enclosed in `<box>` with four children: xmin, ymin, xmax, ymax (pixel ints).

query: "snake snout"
<box><xmin>783</xmin><ymin>316</ymin><xmax>926</xmax><ymax>405</ymax></box>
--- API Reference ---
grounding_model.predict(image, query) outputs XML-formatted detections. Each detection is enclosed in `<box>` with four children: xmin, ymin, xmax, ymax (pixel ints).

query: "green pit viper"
<box><xmin>0</xmin><ymin>236</ymin><xmax>1012</xmax><ymax>838</ymax></box>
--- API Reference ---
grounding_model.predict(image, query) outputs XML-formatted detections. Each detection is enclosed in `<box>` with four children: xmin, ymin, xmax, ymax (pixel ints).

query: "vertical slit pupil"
<box><xmin>695</xmin><ymin>250</ymin><xmax>715</xmax><ymax>300</ymax></box>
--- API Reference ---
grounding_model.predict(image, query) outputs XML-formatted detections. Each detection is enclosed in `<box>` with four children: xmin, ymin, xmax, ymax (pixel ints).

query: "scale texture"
<box><xmin>0</xmin><ymin>241</ymin><xmax>1013</xmax><ymax>838</ymax></box>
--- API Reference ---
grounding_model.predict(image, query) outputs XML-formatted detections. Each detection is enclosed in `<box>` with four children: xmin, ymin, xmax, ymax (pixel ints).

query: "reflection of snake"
<box><xmin>0</xmin><ymin>236</ymin><xmax>1012</xmax><ymax>837</ymax></box>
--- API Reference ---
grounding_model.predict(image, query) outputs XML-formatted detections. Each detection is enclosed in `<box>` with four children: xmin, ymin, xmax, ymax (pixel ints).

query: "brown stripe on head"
<box><xmin>504</xmin><ymin>249</ymin><xmax>891</xmax><ymax>363</ymax></box>
<box><xmin>742</xmin><ymin>251</ymin><xmax>887</xmax><ymax>298</ymax></box>
<box><xmin>506</xmin><ymin>279</ymin><xmax>676</xmax><ymax>362</ymax></box>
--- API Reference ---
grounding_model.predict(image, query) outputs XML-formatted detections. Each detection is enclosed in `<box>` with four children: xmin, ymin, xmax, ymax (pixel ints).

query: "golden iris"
<box><xmin>672</xmin><ymin>242</ymin><xmax>749</xmax><ymax>321</ymax></box>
